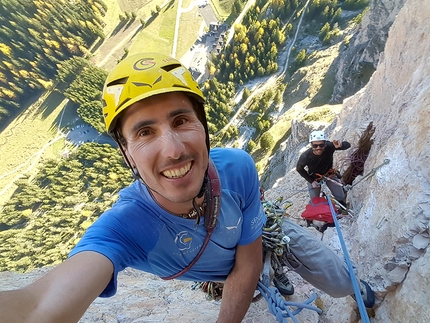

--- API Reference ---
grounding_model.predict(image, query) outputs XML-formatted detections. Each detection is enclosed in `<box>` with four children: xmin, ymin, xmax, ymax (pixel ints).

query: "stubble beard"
<box><xmin>149</xmin><ymin>175</ymin><xmax>205</xmax><ymax>205</ymax></box>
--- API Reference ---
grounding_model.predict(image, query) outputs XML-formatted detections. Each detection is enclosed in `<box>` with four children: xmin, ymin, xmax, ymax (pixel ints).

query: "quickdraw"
<box><xmin>260</xmin><ymin>198</ymin><xmax>292</xmax><ymax>297</ymax></box>
<box><xmin>191</xmin><ymin>281</ymin><xmax>224</xmax><ymax>301</ymax></box>
<box><xmin>261</xmin><ymin>198</ymin><xmax>292</xmax><ymax>260</ymax></box>
<box><xmin>192</xmin><ymin>197</ymin><xmax>293</xmax><ymax>302</ymax></box>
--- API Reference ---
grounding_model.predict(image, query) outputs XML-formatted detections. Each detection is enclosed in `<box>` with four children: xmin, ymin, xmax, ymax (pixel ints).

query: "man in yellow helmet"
<box><xmin>0</xmin><ymin>53</ymin><xmax>374</xmax><ymax>322</ymax></box>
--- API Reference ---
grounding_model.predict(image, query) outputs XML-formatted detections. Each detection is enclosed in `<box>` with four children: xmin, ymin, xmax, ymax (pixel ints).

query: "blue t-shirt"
<box><xmin>69</xmin><ymin>148</ymin><xmax>266</xmax><ymax>297</ymax></box>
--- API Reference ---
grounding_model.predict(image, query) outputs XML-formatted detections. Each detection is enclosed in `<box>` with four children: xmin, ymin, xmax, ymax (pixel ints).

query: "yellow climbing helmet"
<box><xmin>102</xmin><ymin>52</ymin><xmax>206</xmax><ymax>133</ymax></box>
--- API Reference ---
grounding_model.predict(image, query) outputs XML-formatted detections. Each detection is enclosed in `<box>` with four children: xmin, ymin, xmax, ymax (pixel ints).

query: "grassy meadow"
<box><xmin>128</xmin><ymin>3</ymin><xmax>178</xmax><ymax>55</ymax></box>
<box><xmin>0</xmin><ymin>91</ymin><xmax>70</xmax><ymax>205</ymax></box>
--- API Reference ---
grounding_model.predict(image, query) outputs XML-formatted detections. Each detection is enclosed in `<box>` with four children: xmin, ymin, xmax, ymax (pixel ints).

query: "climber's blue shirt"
<box><xmin>69</xmin><ymin>148</ymin><xmax>266</xmax><ymax>297</ymax></box>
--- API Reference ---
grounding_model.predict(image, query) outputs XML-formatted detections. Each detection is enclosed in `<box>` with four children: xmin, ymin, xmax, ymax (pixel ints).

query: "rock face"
<box><xmin>1</xmin><ymin>0</ymin><xmax>429</xmax><ymax>322</ymax></box>
<box><xmin>335</xmin><ymin>0</ymin><xmax>430</xmax><ymax>319</ymax></box>
<box><xmin>0</xmin><ymin>267</ymin><xmax>320</xmax><ymax>323</ymax></box>
<box><xmin>331</xmin><ymin>0</ymin><xmax>406</xmax><ymax>103</ymax></box>
<box><xmin>265</xmin><ymin>0</ymin><xmax>430</xmax><ymax>321</ymax></box>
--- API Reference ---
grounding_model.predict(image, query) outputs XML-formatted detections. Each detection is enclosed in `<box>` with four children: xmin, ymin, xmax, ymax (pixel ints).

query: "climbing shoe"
<box><xmin>351</xmin><ymin>280</ymin><xmax>375</xmax><ymax>308</ymax></box>
<box><xmin>273</xmin><ymin>272</ymin><xmax>294</xmax><ymax>296</ymax></box>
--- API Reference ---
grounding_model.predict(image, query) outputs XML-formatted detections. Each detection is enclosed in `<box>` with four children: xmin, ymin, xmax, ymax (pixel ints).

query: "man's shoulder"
<box><xmin>98</xmin><ymin>182</ymin><xmax>159</xmax><ymax>227</ymax></box>
<box><xmin>115</xmin><ymin>181</ymin><xmax>152</xmax><ymax>209</ymax></box>
<box><xmin>210</xmin><ymin>148</ymin><xmax>256</xmax><ymax>181</ymax></box>
<box><xmin>210</xmin><ymin>147</ymin><xmax>250</xmax><ymax>159</ymax></box>
<box><xmin>117</xmin><ymin>180</ymin><xmax>140</xmax><ymax>198</ymax></box>
<box><xmin>210</xmin><ymin>147</ymin><xmax>252</xmax><ymax>165</ymax></box>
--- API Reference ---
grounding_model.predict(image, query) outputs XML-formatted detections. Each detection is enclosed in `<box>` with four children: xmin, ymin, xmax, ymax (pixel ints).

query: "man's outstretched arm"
<box><xmin>217</xmin><ymin>236</ymin><xmax>262</xmax><ymax>323</ymax></box>
<box><xmin>0</xmin><ymin>251</ymin><xmax>113</xmax><ymax>323</ymax></box>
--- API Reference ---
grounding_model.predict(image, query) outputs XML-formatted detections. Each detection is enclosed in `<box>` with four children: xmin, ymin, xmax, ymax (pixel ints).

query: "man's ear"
<box><xmin>117</xmin><ymin>145</ymin><xmax>143</xmax><ymax>182</ymax></box>
<box><xmin>113</xmin><ymin>130</ymin><xmax>139</xmax><ymax>176</ymax></box>
<box><xmin>119</xmin><ymin>146</ymin><xmax>133</xmax><ymax>168</ymax></box>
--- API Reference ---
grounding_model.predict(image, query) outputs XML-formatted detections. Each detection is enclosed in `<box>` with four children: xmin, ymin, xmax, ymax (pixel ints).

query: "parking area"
<box><xmin>66</xmin><ymin>123</ymin><xmax>116</xmax><ymax>146</ymax></box>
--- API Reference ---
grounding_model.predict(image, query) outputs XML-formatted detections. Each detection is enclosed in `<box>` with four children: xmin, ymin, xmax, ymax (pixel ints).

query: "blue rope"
<box><xmin>321</xmin><ymin>180</ymin><xmax>370</xmax><ymax>323</ymax></box>
<box><xmin>257</xmin><ymin>281</ymin><xmax>322</xmax><ymax>323</ymax></box>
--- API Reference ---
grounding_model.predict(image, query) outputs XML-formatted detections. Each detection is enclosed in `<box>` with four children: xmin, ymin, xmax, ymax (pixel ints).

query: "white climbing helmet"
<box><xmin>309</xmin><ymin>130</ymin><xmax>326</xmax><ymax>143</ymax></box>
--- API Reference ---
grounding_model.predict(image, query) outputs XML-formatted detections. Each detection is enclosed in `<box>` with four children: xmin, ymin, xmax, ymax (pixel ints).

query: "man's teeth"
<box><xmin>163</xmin><ymin>163</ymin><xmax>191</xmax><ymax>178</ymax></box>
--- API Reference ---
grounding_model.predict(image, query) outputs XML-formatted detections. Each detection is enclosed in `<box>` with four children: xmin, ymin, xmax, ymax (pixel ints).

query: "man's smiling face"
<box><xmin>311</xmin><ymin>140</ymin><xmax>326</xmax><ymax>156</ymax></box>
<box><xmin>119</xmin><ymin>92</ymin><xmax>208</xmax><ymax>210</ymax></box>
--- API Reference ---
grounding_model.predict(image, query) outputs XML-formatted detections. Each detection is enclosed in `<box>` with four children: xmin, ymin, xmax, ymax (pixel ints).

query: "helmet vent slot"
<box><xmin>107</xmin><ymin>77</ymin><xmax>129</xmax><ymax>87</ymax></box>
<box><xmin>161</xmin><ymin>63</ymin><xmax>182</xmax><ymax>72</ymax></box>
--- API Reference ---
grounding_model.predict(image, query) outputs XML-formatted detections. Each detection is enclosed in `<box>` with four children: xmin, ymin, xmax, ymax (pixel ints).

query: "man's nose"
<box><xmin>158</xmin><ymin>129</ymin><xmax>185</xmax><ymax>159</ymax></box>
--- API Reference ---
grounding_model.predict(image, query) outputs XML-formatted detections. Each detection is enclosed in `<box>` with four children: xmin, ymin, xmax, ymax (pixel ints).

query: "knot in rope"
<box><xmin>257</xmin><ymin>282</ymin><xmax>322</xmax><ymax>323</ymax></box>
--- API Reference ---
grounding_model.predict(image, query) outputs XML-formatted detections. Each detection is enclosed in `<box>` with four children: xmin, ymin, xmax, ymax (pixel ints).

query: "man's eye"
<box><xmin>138</xmin><ymin>129</ymin><xmax>152</xmax><ymax>136</ymax></box>
<box><xmin>174</xmin><ymin>117</ymin><xmax>188</xmax><ymax>126</ymax></box>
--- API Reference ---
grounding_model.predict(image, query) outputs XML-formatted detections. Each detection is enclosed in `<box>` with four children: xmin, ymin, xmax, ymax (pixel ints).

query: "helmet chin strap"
<box><xmin>113</xmin><ymin>131</ymin><xmax>146</xmax><ymax>185</ymax></box>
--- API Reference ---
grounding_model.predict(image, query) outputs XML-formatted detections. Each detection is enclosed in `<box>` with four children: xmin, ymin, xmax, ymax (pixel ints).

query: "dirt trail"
<box><xmin>92</xmin><ymin>20</ymin><xmax>142</xmax><ymax>69</ymax></box>
<box><xmin>215</xmin><ymin>0</ymin><xmax>311</xmax><ymax>136</ymax></box>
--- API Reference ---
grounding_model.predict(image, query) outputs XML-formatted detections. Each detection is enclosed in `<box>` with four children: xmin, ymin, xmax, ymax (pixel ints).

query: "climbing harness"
<box><xmin>319</xmin><ymin>179</ymin><xmax>371</xmax><ymax>323</ymax></box>
<box><xmin>315</xmin><ymin>168</ymin><xmax>341</xmax><ymax>181</ymax></box>
<box><xmin>315</xmin><ymin>169</ymin><xmax>343</xmax><ymax>188</ymax></box>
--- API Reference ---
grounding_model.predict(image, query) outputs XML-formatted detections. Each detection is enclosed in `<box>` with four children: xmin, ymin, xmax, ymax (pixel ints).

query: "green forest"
<box><xmin>0</xmin><ymin>0</ymin><xmax>369</xmax><ymax>273</ymax></box>
<box><xmin>0</xmin><ymin>0</ymin><xmax>107</xmax><ymax>123</ymax></box>
<box><xmin>0</xmin><ymin>143</ymin><xmax>133</xmax><ymax>272</ymax></box>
